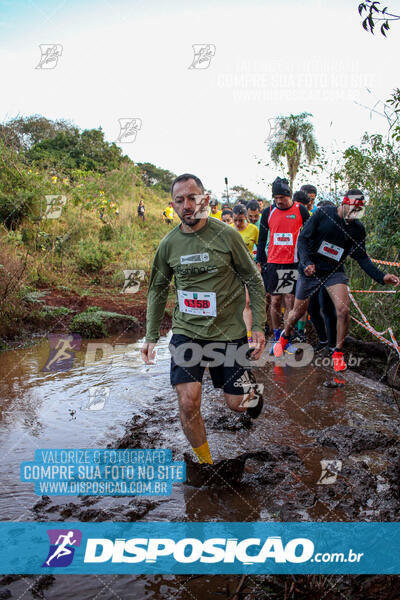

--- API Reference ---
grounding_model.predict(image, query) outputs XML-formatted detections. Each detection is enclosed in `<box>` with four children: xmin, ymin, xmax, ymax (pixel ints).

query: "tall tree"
<box><xmin>230</xmin><ymin>185</ymin><xmax>258</xmax><ymax>204</ymax></box>
<box><xmin>268</xmin><ymin>112</ymin><xmax>318</xmax><ymax>191</ymax></box>
<box><xmin>26</xmin><ymin>127</ymin><xmax>129</xmax><ymax>173</ymax></box>
<box><xmin>137</xmin><ymin>162</ymin><xmax>176</xmax><ymax>193</ymax></box>
<box><xmin>0</xmin><ymin>115</ymin><xmax>75</xmax><ymax>152</ymax></box>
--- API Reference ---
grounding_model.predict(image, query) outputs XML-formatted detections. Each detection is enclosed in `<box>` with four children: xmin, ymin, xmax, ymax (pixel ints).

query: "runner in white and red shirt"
<box><xmin>256</xmin><ymin>177</ymin><xmax>309</xmax><ymax>354</ymax></box>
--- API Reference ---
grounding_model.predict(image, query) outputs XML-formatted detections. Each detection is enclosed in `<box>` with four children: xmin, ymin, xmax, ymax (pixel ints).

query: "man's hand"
<box><xmin>251</xmin><ymin>331</ymin><xmax>266</xmax><ymax>360</ymax></box>
<box><xmin>141</xmin><ymin>342</ymin><xmax>157</xmax><ymax>364</ymax></box>
<box><xmin>304</xmin><ymin>264</ymin><xmax>316</xmax><ymax>277</ymax></box>
<box><xmin>384</xmin><ymin>273</ymin><xmax>400</xmax><ymax>286</ymax></box>
<box><xmin>256</xmin><ymin>262</ymin><xmax>262</xmax><ymax>273</ymax></box>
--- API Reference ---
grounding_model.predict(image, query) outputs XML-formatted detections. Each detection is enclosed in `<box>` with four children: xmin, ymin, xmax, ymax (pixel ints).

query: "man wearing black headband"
<box><xmin>273</xmin><ymin>189</ymin><xmax>400</xmax><ymax>372</ymax></box>
<box><xmin>256</xmin><ymin>177</ymin><xmax>309</xmax><ymax>354</ymax></box>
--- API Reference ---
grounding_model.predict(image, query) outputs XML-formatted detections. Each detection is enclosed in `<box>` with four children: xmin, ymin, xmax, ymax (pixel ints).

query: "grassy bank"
<box><xmin>0</xmin><ymin>179</ymin><xmax>176</xmax><ymax>341</ymax></box>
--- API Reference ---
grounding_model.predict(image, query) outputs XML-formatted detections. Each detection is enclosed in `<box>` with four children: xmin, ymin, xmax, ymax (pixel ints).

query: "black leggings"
<box><xmin>308</xmin><ymin>287</ymin><xmax>337</xmax><ymax>347</ymax></box>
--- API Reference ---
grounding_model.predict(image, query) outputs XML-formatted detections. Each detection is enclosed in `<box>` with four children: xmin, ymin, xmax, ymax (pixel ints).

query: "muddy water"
<box><xmin>1</xmin><ymin>334</ymin><xmax>399</xmax><ymax>598</ymax></box>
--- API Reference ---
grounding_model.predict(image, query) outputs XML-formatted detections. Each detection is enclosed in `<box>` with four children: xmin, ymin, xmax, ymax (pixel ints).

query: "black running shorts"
<box><xmin>295</xmin><ymin>270</ymin><xmax>349</xmax><ymax>300</ymax></box>
<box><xmin>169</xmin><ymin>334</ymin><xmax>254</xmax><ymax>395</ymax></box>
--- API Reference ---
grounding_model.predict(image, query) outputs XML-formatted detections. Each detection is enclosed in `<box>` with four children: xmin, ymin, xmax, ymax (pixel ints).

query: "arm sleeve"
<box><xmin>256</xmin><ymin>207</ymin><xmax>270</xmax><ymax>264</ymax></box>
<box><xmin>145</xmin><ymin>242</ymin><xmax>173</xmax><ymax>342</ymax></box>
<box><xmin>297</xmin><ymin>209</ymin><xmax>321</xmax><ymax>267</ymax></box>
<box><xmin>349</xmin><ymin>225</ymin><xmax>387</xmax><ymax>284</ymax></box>
<box><xmin>230</xmin><ymin>231</ymin><xmax>266</xmax><ymax>333</ymax></box>
<box><xmin>299</xmin><ymin>204</ymin><xmax>310</xmax><ymax>225</ymax></box>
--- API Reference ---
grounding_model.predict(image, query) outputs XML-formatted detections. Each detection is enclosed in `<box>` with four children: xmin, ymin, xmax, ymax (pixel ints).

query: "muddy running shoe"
<box><xmin>273</xmin><ymin>335</ymin><xmax>289</xmax><ymax>357</ymax></box>
<box><xmin>332</xmin><ymin>350</ymin><xmax>347</xmax><ymax>372</ymax></box>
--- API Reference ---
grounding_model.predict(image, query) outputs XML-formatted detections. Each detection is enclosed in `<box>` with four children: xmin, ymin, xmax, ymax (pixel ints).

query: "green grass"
<box><xmin>69</xmin><ymin>309</ymin><xmax>138</xmax><ymax>338</ymax></box>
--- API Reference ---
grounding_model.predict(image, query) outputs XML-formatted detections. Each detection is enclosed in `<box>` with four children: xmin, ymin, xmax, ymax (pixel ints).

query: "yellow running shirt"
<box><xmin>164</xmin><ymin>206</ymin><xmax>174</xmax><ymax>220</ymax></box>
<box><xmin>210</xmin><ymin>210</ymin><xmax>222</xmax><ymax>220</ymax></box>
<box><xmin>238</xmin><ymin>223</ymin><xmax>259</xmax><ymax>253</ymax></box>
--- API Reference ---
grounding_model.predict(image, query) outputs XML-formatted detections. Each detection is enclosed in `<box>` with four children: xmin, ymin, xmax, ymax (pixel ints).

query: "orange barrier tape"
<box><xmin>349</xmin><ymin>289</ymin><xmax>397</xmax><ymax>293</ymax></box>
<box><xmin>349</xmin><ymin>289</ymin><xmax>400</xmax><ymax>357</ymax></box>
<box><xmin>350</xmin><ymin>315</ymin><xmax>400</xmax><ymax>353</ymax></box>
<box><xmin>371</xmin><ymin>258</ymin><xmax>400</xmax><ymax>267</ymax></box>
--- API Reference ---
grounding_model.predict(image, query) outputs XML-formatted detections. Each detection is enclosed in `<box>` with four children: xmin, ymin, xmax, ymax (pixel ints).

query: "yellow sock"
<box><xmin>192</xmin><ymin>441</ymin><xmax>213</xmax><ymax>464</ymax></box>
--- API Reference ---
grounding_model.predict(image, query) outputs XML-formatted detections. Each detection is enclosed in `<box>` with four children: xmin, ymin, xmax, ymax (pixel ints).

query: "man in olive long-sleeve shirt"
<box><xmin>141</xmin><ymin>174</ymin><xmax>266</xmax><ymax>465</ymax></box>
<box><xmin>273</xmin><ymin>190</ymin><xmax>399</xmax><ymax>372</ymax></box>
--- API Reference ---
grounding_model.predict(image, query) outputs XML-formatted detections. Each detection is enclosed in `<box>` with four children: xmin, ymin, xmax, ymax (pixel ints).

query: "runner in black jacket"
<box><xmin>273</xmin><ymin>189</ymin><xmax>400</xmax><ymax>371</ymax></box>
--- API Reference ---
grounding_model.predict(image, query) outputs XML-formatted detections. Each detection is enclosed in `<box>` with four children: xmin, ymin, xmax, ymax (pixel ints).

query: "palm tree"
<box><xmin>268</xmin><ymin>112</ymin><xmax>318</xmax><ymax>191</ymax></box>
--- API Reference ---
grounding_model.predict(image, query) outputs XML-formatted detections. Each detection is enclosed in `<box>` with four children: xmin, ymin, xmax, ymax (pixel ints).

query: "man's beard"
<box><xmin>343</xmin><ymin>206</ymin><xmax>365</xmax><ymax>221</ymax></box>
<box><xmin>181</xmin><ymin>213</ymin><xmax>201</xmax><ymax>227</ymax></box>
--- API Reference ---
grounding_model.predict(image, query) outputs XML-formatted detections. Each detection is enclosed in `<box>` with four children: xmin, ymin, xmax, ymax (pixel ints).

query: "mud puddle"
<box><xmin>1</xmin><ymin>333</ymin><xmax>399</xmax><ymax>598</ymax></box>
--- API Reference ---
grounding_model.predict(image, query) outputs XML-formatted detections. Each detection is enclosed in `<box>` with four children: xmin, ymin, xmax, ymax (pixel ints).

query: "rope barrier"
<box><xmin>350</xmin><ymin>315</ymin><xmax>400</xmax><ymax>355</ymax></box>
<box><xmin>371</xmin><ymin>258</ymin><xmax>400</xmax><ymax>267</ymax></box>
<box><xmin>348</xmin><ymin>289</ymin><xmax>400</xmax><ymax>357</ymax></box>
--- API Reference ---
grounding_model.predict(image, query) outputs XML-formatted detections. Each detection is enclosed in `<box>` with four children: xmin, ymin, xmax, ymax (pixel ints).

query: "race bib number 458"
<box><xmin>318</xmin><ymin>241</ymin><xmax>344</xmax><ymax>261</ymax></box>
<box><xmin>177</xmin><ymin>290</ymin><xmax>217</xmax><ymax>317</ymax></box>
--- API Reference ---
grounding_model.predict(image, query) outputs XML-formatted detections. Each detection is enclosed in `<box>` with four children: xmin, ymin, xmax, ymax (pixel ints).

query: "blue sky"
<box><xmin>1</xmin><ymin>0</ymin><xmax>399</xmax><ymax>197</ymax></box>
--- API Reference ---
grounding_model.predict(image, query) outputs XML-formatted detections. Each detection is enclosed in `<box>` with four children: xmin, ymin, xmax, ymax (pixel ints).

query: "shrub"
<box><xmin>0</xmin><ymin>189</ymin><xmax>37</xmax><ymax>229</ymax></box>
<box><xmin>69</xmin><ymin>310</ymin><xmax>107</xmax><ymax>338</ymax></box>
<box><xmin>38</xmin><ymin>305</ymin><xmax>72</xmax><ymax>318</ymax></box>
<box><xmin>99</xmin><ymin>224</ymin><xmax>113</xmax><ymax>241</ymax></box>
<box><xmin>69</xmin><ymin>309</ymin><xmax>138</xmax><ymax>338</ymax></box>
<box><xmin>76</xmin><ymin>241</ymin><xmax>111</xmax><ymax>273</ymax></box>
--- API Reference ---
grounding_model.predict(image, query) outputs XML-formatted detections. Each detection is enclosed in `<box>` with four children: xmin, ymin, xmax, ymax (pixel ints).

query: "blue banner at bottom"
<box><xmin>0</xmin><ymin>522</ymin><xmax>399</xmax><ymax>574</ymax></box>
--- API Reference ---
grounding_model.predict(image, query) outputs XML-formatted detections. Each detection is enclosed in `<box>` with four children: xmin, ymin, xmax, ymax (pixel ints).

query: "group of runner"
<box><xmin>141</xmin><ymin>173</ymin><xmax>399</xmax><ymax>465</ymax></box>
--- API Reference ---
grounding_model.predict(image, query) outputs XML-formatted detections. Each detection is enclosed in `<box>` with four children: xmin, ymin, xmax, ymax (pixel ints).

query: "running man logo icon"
<box><xmin>188</xmin><ymin>44</ymin><xmax>216</xmax><ymax>69</ymax></box>
<box><xmin>274</xmin><ymin>269</ymin><xmax>298</xmax><ymax>294</ymax></box>
<box><xmin>81</xmin><ymin>386</ymin><xmax>110</xmax><ymax>411</ymax></box>
<box><xmin>42</xmin><ymin>529</ymin><xmax>82</xmax><ymax>568</ymax></box>
<box><xmin>265</xmin><ymin>117</ymin><xmax>285</xmax><ymax>144</ymax></box>
<box><xmin>35</xmin><ymin>44</ymin><xmax>63</xmax><ymax>69</ymax></box>
<box><xmin>317</xmin><ymin>459</ymin><xmax>342</xmax><ymax>485</ymax></box>
<box><xmin>43</xmin><ymin>195</ymin><xmax>67</xmax><ymax>219</ymax></box>
<box><xmin>234</xmin><ymin>373</ymin><xmax>264</xmax><ymax>408</ymax></box>
<box><xmin>122</xmin><ymin>270</ymin><xmax>146</xmax><ymax>293</ymax></box>
<box><xmin>42</xmin><ymin>334</ymin><xmax>82</xmax><ymax>372</ymax></box>
<box><xmin>115</xmin><ymin>118</ymin><xmax>142</xmax><ymax>143</ymax></box>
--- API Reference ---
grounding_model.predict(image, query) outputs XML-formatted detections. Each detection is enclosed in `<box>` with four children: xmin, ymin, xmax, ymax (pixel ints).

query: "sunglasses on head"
<box><xmin>342</xmin><ymin>195</ymin><xmax>365</xmax><ymax>208</ymax></box>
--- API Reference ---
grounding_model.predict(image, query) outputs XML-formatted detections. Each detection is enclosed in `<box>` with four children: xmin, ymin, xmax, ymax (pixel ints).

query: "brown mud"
<box><xmin>1</xmin><ymin>300</ymin><xmax>400</xmax><ymax>598</ymax></box>
<box><xmin>3</xmin><ymin>361</ymin><xmax>398</xmax><ymax>597</ymax></box>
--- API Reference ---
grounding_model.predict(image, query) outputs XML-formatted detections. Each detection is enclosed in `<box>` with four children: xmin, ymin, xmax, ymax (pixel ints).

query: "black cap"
<box><xmin>272</xmin><ymin>177</ymin><xmax>291</xmax><ymax>197</ymax></box>
<box><xmin>345</xmin><ymin>188</ymin><xmax>364</xmax><ymax>199</ymax></box>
